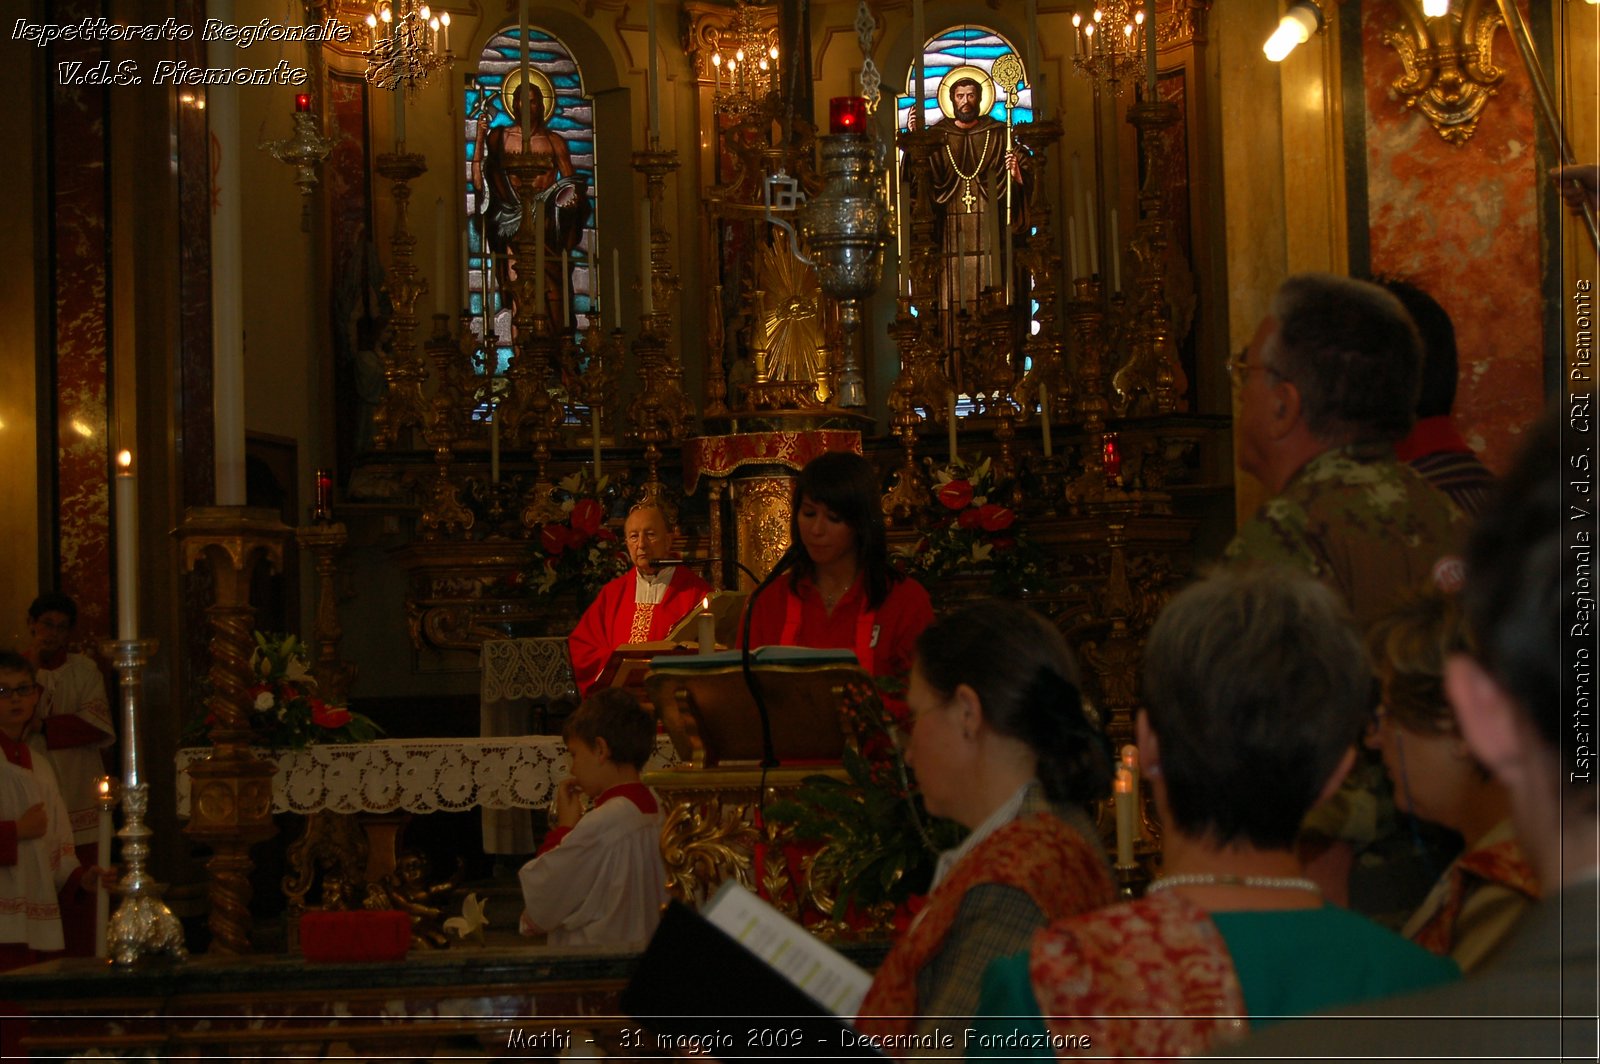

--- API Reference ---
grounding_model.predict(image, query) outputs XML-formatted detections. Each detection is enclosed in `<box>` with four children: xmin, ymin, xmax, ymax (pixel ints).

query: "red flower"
<box><xmin>596</xmin><ymin>527</ymin><xmax>618</xmax><ymax>543</ymax></box>
<box><xmin>976</xmin><ymin>504</ymin><xmax>1015</xmax><ymax>532</ymax></box>
<box><xmin>937</xmin><ymin>479</ymin><xmax>974</xmax><ymax>510</ymax></box>
<box><xmin>957</xmin><ymin>508</ymin><xmax>984</xmax><ymax>529</ymax></box>
<box><xmin>541</xmin><ymin>524</ymin><xmax>583</xmax><ymax>555</ymax></box>
<box><xmin>310</xmin><ymin>700</ymin><xmax>352</xmax><ymax>729</ymax></box>
<box><xmin>569</xmin><ymin>498</ymin><xmax>605</xmax><ymax>537</ymax></box>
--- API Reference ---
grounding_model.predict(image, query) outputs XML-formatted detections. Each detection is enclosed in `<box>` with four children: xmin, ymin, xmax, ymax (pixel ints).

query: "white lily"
<box><xmin>444</xmin><ymin>892</ymin><xmax>490</xmax><ymax>945</ymax></box>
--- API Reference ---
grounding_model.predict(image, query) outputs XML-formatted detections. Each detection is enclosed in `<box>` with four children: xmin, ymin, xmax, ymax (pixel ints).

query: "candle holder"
<box><xmin>371</xmin><ymin>151</ymin><xmax>434</xmax><ymax>449</ymax></box>
<box><xmin>100</xmin><ymin>638</ymin><xmax>187</xmax><ymax>966</ymax></box>
<box><xmin>295</xmin><ymin>522</ymin><xmax>358</xmax><ymax>706</ymax></box>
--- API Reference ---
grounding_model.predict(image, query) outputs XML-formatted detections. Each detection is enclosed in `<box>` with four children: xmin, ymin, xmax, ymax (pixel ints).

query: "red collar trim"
<box><xmin>1396</xmin><ymin>416</ymin><xmax>1473</xmax><ymax>462</ymax></box>
<box><xmin>0</xmin><ymin>733</ymin><xmax>31</xmax><ymax>769</ymax></box>
<box><xmin>596</xmin><ymin>782</ymin><xmax>657</xmax><ymax>814</ymax></box>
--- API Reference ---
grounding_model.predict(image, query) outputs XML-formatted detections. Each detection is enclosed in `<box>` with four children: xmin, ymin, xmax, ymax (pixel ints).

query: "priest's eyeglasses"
<box><xmin>0</xmin><ymin>682</ymin><xmax>39</xmax><ymax>699</ymax></box>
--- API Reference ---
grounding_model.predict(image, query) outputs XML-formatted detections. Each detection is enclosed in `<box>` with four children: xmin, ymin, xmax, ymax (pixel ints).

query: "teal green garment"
<box><xmin>970</xmin><ymin>905</ymin><xmax>1460</xmax><ymax>1058</ymax></box>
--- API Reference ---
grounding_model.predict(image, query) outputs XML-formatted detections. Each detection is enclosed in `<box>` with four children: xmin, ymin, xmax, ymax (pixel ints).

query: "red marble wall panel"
<box><xmin>1362</xmin><ymin>2</ymin><xmax>1544</xmax><ymax>473</ymax></box>
<box><xmin>48</xmin><ymin>0</ymin><xmax>112</xmax><ymax>643</ymax></box>
<box><xmin>327</xmin><ymin>72</ymin><xmax>373</xmax><ymax>483</ymax></box>
<box><xmin>177</xmin><ymin>0</ymin><xmax>214</xmax><ymax>509</ymax></box>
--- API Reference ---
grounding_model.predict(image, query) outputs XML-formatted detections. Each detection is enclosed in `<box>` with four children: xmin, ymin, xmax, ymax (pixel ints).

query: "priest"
<box><xmin>568</xmin><ymin>502</ymin><xmax>710</xmax><ymax>696</ymax></box>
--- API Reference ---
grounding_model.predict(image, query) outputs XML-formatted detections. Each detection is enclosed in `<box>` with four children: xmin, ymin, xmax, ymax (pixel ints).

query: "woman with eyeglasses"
<box><xmin>970</xmin><ymin>568</ymin><xmax>1459</xmax><ymax>1059</ymax></box>
<box><xmin>852</xmin><ymin>602</ymin><xmax>1115</xmax><ymax>1053</ymax></box>
<box><xmin>1366</xmin><ymin>590</ymin><xmax>1538</xmax><ymax>972</ymax></box>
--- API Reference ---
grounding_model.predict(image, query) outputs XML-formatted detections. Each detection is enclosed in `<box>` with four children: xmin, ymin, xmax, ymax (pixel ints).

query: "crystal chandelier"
<box><xmin>364</xmin><ymin>1</ymin><xmax>452</xmax><ymax>91</ymax></box>
<box><xmin>710</xmin><ymin>2</ymin><xmax>780</xmax><ymax>119</ymax></box>
<box><xmin>1069</xmin><ymin>2</ymin><xmax>1149</xmax><ymax>94</ymax></box>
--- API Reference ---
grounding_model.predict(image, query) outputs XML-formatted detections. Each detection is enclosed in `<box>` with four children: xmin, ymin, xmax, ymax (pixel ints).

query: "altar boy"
<box><xmin>518</xmin><ymin>689</ymin><xmax>668</xmax><ymax>946</ymax></box>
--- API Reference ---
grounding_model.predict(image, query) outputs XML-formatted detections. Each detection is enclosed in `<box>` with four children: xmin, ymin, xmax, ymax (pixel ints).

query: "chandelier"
<box><xmin>710</xmin><ymin>2</ymin><xmax>780</xmax><ymax>119</ymax></box>
<box><xmin>364</xmin><ymin>1</ymin><xmax>452</xmax><ymax>91</ymax></box>
<box><xmin>1069</xmin><ymin>2</ymin><xmax>1149</xmax><ymax>94</ymax></box>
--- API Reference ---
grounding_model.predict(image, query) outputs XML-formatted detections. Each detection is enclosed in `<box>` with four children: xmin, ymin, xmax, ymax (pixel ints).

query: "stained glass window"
<box><xmin>897</xmin><ymin>25</ymin><xmax>1035</xmax><ymax>132</ymax></box>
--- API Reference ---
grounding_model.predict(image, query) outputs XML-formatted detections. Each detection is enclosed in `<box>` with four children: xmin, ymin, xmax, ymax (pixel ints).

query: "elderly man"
<box><xmin>568</xmin><ymin>503</ymin><xmax>709</xmax><ymax>696</ymax></box>
<box><xmin>1220</xmin><ymin>415</ymin><xmax>1596</xmax><ymax>1060</ymax></box>
<box><xmin>1225</xmin><ymin>273</ymin><xmax>1468</xmax><ymax>628</ymax></box>
<box><xmin>1224</xmin><ymin>273</ymin><xmax>1470</xmax><ymax>921</ymax></box>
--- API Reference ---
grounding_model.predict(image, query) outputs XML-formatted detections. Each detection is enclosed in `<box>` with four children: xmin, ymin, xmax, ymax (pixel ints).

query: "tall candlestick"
<box><xmin>1109</xmin><ymin>208</ymin><xmax>1121</xmax><ymax>293</ymax></box>
<box><xmin>394</xmin><ymin>87</ymin><xmax>405</xmax><ymax>150</ymax></box>
<box><xmin>912</xmin><ymin>0</ymin><xmax>926</xmax><ymax>123</ymax></box>
<box><xmin>640</xmin><ymin>199</ymin><xmax>653</xmax><ymax>317</ymax></box>
<box><xmin>114</xmin><ymin>451</ymin><xmax>138</xmax><ymax>640</ymax></box>
<box><xmin>947</xmin><ymin>391</ymin><xmax>959</xmax><ymax>463</ymax></box>
<box><xmin>1067</xmin><ymin>216</ymin><xmax>1081</xmax><ymax>279</ymax></box>
<box><xmin>646</xmin><ymin>0</ymin><xmax>662</xmax><ymax>139</ymax></box>
<box><xmin>1145</xmin><ymin>0</ymin><xmax>1158</xmax><ymax>96</ymax></box>
<box><xmin>591</xmin><ymin>407</ymin><xmax>602</xmax><ymax>474</ymax></box>
<box><xmin>518</xmin><ymin>0</ymin><xmax>532</xmax><ymax>141</ymax></box>
<box><xmin>95</xmin><ymin>775</ymin><xmax>112</xmax><ymax>959</ymax></box>
<box><xmin>1026</xmin><ymin>0</ymin><xmax>1043</xmax><ymax>120</ymax></box>
<box><xmin>490</xmin><ymin>407</ymin><xmax>500</xmax><ymax>483</ymax></box>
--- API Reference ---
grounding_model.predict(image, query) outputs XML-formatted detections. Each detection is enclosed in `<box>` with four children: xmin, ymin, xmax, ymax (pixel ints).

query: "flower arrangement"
<box><xmin>181</xmin><ymin>632</ymin><xmax>382</xmax><ymax>750</ymax></box>
<box><xmin>893</xmin><ymin>456</ymin><xmax>1047</xmax><ymax>598</ymax></box>
<box><xmin>525</xmin><ymin>471</ymin><xmax>629</xmax><ymax>606</ymax></box>
<box><xmin>765</xmin><ymin>681</ymin><xmax>965</xmax><ymax>917</ymax></box>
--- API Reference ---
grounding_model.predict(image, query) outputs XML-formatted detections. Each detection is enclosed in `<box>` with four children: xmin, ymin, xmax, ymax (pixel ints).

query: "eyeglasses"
<box><xmin>1224</xmin><ymin>349</ymin><xmax>1282</xmax><ymax>389</ymax></box>
<box><xmin>0</xmin><ymin>682</ymin><xmax>39</xmax><ymax>699</ymax></box>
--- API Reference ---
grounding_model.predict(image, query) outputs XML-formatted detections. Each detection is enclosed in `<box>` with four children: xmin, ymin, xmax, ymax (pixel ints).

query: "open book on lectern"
<box><xmin>643</xmin><ymin>648</ymin><xmax>870</xmax><ymax>766</ymax></box>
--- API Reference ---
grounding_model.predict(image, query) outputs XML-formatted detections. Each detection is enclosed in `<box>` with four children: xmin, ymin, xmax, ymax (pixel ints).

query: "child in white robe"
<box><xmin>518</xmin><ymin>689</ymin><xmax>667</xmax><ymax>947</ymax></box>
<box><xmin>0</xmin><ymin>650</ymin><xmax>101</xmax><ymax>971</ymax></box>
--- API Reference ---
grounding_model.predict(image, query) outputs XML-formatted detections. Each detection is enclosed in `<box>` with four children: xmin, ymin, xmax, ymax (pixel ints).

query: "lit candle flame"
<box><xmin>117</xmin><ymin>449</ymin><xmax>133</xmax><ymax>471</ymax></box>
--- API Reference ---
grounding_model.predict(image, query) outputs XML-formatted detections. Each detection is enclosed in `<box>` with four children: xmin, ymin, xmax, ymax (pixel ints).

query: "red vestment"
<box><xmin>743</xmin><ymin>573</ymin><xmax>932</xmax><ymax>683</ymax></box>
<box><xmin>568</xmin><ymin>568</ymin><xmax>711</xmax><ymax>696</ymax></box>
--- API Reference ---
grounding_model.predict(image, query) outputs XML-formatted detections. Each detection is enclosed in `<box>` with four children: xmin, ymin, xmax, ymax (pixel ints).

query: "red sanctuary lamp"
<box><xmin>1101</xmin><ymin>432</ymin><xmax>1122</xmax><ymax>485</ymax></box>
<box><xmin>313</xmin><ymin>468</ymin><xmax>334</xmax><ymax>522</ymax></box>
<box><xmin>295</xmin><ymin>93</ymin><xmax>312</xmax><ymax>113</ymax></box>
<box><xmin>828</xmin><ymin>95</ymin><xmax>868</xmax><ymax>134</ymax></box>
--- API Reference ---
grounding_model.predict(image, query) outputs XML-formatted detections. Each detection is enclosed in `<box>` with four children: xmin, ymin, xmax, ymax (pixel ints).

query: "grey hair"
<box><xmin>1267</xmin><ymin>273</ymin><xmax>1422</xmax><ymax>445</ymax></box>
<box><xmin>1141</xmin><ymin>565</ymin><xmax>1372</xmax><ymax>849</ymax></box>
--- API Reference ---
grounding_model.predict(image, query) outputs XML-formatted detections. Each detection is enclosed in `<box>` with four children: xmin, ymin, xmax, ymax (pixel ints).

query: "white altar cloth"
<box><xmin>175</xmin><ymin>735</ymin><xmax>678</xmax><ymax>818</ymax></box>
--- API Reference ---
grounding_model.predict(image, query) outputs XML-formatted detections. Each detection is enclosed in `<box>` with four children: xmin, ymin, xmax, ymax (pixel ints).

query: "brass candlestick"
<box><xmin>296</xmin><ymin>521</ymin><xmax>358</xmax><ymax>705</ymax></box>
<box><xmin>370</xmin><ymin>151</ymin><xmax>432</xmax><ymax>449</ymax></box>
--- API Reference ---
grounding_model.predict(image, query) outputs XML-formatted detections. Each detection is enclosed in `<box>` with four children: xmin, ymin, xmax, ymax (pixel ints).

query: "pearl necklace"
<box><xmin>1145</xmin><ymin>872</ymin><xmax>1321</xmax><ymax>896</ymax></box>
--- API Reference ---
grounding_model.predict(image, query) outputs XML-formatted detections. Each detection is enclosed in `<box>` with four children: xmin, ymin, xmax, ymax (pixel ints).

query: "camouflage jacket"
<box><xmin>1224</xmin><ymin>441</ymin><xmax>1469</xmax><ymax>632</ymax></box>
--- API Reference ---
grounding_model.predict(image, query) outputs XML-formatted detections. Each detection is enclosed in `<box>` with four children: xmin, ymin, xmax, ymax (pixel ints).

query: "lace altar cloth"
<box><xmin>175</xmin><ymin>735</ymin><xmax>678</xmax><ymax>818</ymax></box>
<box><xmin>481</xmin><ymin>637</ymin><xmax>577</xmax><ymax>705</ymax></box>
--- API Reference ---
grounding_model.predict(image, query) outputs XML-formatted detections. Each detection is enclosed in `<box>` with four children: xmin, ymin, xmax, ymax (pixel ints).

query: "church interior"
<box><xmin>0</xmin><ymin>0</ymin><xmax>1594</xmax><ymax>1055</ymax></box>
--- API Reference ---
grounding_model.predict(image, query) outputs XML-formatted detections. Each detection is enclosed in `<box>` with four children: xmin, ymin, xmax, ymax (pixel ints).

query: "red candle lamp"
<box><xmin>1101</xmin><ymin>432</ymin><xmax>1122</xmax><ymax>484</ymax></box>
<box><xmin>295</xmin><ymin>93</ymin><xmax>312</xmax><ymax>114</ymax></box>
<box><xmin>828</xmin><ymin>96</ymin><xmax>868</xmax><ymax>134</ymax></box>
<box><xmin>313</xmin><ymin>468</ymin><xmax>334</xmax><ymax>521</ymax></box>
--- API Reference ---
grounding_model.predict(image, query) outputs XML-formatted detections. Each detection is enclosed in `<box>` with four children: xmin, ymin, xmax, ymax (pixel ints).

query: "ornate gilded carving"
<box><xmin>1383</xmin><ymin>0</ymin><xmax>1505</xmax><ymax>144</ymax></box>
<box><xmin>732</xmin><ymin>475</ymin><xmax>794</xmax><ymax>583</ymax></box>
<box><xmin>296</xmin><ymin>522</ymin><xmax>358</xmax><ymax>705</ymax></box>
<box><xmin>370</xmin><ymin>152</ymin><xmax>432</xmax><ymax>449</ymax></box>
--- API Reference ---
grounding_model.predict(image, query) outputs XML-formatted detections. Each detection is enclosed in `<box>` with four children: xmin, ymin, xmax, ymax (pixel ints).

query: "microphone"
<box><xmin>657</xmin><ymin>556</ymin><xmax>768</xmax><ymax>587</ymax></box>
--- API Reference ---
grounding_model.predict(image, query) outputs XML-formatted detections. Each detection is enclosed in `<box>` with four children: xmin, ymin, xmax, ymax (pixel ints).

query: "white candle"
<box><xmin>459</xmin><ymin>221</ymin><xmax>469</xmax><ymax>315</ymax></box>
<box><xmin>912</xmin><ymin>0</ymin><xmax>926</xmax><ymax>121</ymax></box>
<box><xmin>490</xmin><ymin>407</ymin><xmax>500</xmax><ymax>483</ymax></box>
<box><xmin>1040</xmin><ymin>389</ymin><xmax>1053</xmax><ymax>457</ymax></box>
<box><xmin>1086</xmin><ymin>184</ymin><xmax>1099</xmax><ymax>275</ymax></box>
<box><xmin>611</xmin><ymin>249</ymin><xmax>622</xmax><ymax>330</ymax></box>
<box><xmin>1114</xmin><ymin>767</ymin><xmax>1135</xmax><ymax>866</ymax></box>
<box><xmin>434</xmin><ymin>198</ymin><xmax>447</xmax><ymax>315</ymax></box>
<box><xmin>114</xmin><ymin>451</ymin><xmax>138</xmax><ymax>640</ymax></box>
<box><xmin>94</xmin><ymin>776</ymin><xmax>111</xmax><ymax>959</ymax></box>
<box><xmin>1121</xmin><ymin>744</ymin><xmax>1141</xmax><ymax>807</ymax></box>
<box><xmin>591</xmin><ymin>406</ymin><xmax>602</xmax><ymax>474</ymax></box>
<box><xmin>1145</xmin><ymin>0</ymin><xmax>1158</xmax><ymax>96</ymax></box>
<box><xmin>947</xmin><ymin>391</ymin><xmax>958</xmax><ymax>463</ymax></box>
<box><xmin>696</xmin><ymin>601</ymin><xmax>716</xmax><ymax>655</ymax></box>
<box><xmin>1026</xmin><ymin>0</ymin><xmax>1043</xmax><ymax>120</ymax></box>
<box><xmin>519</xmin><ymin>1</ymin><xmax>532</xmax><ymax>141</ymax></box>
<box><xmin>640</xmin><ymin>199</ymin><xmax>653</xmax><ymax>317</ymax></box>
<box><xmin>1109</xmin><ymin>208</ymin><xmax>1121</xmax><ymax>293</ymax></box>
<box><xmin>647</xmin><ymin>0</ymin><xmax>662</xmax><ymax>139</ymax></box>
<box><xmin>561</xmin><ymin>249</ymin><xmax>571</xmax><ymax>326</ymax></box>
<box><xmin>394</xmin><ymin>86</ymin><xmax>405</xmax><ymax>150</ymax></box>
<box><xmin>1067</xmin><ymin>216</ymin><xmax>1081</xmax><ymax>279</ymax></box>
